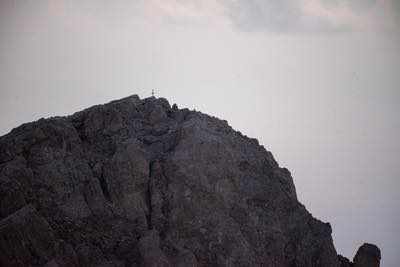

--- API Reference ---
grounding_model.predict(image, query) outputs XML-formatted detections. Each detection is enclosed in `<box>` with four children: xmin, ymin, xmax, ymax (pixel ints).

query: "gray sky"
<box><xmin>1</xmin><ymin>1</ymin><xmax>399</xmax><ymax>266</ymax></box>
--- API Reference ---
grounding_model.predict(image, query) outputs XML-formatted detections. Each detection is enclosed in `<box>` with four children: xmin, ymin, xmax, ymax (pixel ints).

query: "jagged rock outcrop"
<box><xmin>337</xmin><ymin>243</ymin><xmax>381</xmax><ymax>267</ymax></box>
<box><xmin>353</xmin><ymin>243</ymin><xmax>381</xmax><ymax>267</ymax></box>
<box><xmin>0</xmin><ymin>95</ymin><xmax>379</xmax><ymax>266</ymax></box>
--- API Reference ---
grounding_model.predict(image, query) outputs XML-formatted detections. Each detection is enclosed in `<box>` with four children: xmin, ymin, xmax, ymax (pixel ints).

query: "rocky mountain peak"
<box><xmin>0</xmin><ymin>95</ymin><xmax>380</xmax><ymax>266</ymax></box>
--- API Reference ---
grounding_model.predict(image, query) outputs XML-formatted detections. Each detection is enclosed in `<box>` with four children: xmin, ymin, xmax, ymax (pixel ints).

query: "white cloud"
<box><xmin>2</xmin><ymin>0</ymin><xmax>397</xmax><ymax>36</ymax></box>
<box><xmin>131</xmin><ymin>0</ymin><xmax>399</xmax><ymax>34</ymax></box>
<box><xmin>220</xmin><ymin>0</ymin><xmax>398</xmax><ymax>33</ymax></box>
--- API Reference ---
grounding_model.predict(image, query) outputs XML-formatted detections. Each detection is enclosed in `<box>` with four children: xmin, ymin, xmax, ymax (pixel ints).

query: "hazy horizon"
<box><xmin>1</xmin><ymin>1</ymin><xmax>399</xmax><ymax>266</ymax></box>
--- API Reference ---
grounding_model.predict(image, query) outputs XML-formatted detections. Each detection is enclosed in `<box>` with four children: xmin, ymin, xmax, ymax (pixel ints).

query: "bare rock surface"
<box><xmin>0</xmin><ymin>95</ymin><xmax>380</xmax><ymax>266</ymax></box>
<box><xmin>353</xmin><ymin>243</ymin><xmax>381</xmax><ymax>267</ymax></box>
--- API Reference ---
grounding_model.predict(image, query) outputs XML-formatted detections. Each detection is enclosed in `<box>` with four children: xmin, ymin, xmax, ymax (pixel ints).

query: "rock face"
<box><xmin>353</xmin><ymin>243</ymin><xmax>381</xmax><ymax>267</ymax></box>
<box><xmin>0</xmin><ymin>95</ymin><xmax>379</xmax><ymax>266</ymax></box>
<box><xmin>338</xmin><ymin>254</ymin><xmax>353</xmax><ymax>267</ymax></box>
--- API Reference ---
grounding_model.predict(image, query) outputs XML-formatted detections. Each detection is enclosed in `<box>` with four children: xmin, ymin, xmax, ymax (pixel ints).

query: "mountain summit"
<box><xmin>0</xmin><ymin>95</ymin><xmax>379</xmax><ymax>266</ymax></box>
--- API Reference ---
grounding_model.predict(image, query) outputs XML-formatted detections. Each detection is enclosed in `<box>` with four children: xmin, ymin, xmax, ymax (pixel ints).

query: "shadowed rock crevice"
<box><xmin>148</xmin><ymin>160</ymin><xmax>171</xmax><ymax>236</ymax></box>
<box><xmin>0</xmin><ymin>95</ymin><xmax>380</xmax><ymax>266</ymax></box>
<box><xmin>146</xmin><ymin>162</ymin><xmax>154</xmax><ymax>230</ymax></box>
<box><xmin>97</xmin><ymin>172</ymin><xmax>111</xmax><ymax>203</ymax></box>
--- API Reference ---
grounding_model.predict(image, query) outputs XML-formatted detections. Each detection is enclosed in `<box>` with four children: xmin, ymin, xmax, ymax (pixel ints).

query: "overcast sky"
<box><xmin>1</xmin><ymin>1</ymin><xmax>399</xmax><ymax>266</ymax></box>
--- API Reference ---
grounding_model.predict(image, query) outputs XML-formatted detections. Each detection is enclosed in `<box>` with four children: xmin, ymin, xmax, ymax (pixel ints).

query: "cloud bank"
<box><xmin>3</xmin><ymin>0</ymin><xmax>397</xmax><ymax>34</ymax></box>
<box><xmin>141</xmin><ymin>0</ymin><xmax>399</xmax><ymax>34</ymax></box>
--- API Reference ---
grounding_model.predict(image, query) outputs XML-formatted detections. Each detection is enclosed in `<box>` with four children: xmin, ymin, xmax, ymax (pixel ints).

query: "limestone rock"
<box><xmin>338</xmin><ymin>254</ymin><xmax>353</xmax><ymax>267</ymax></box>
<box><xmin>353</xmin><ymin>243</ymin><xmax>381</xmax><ymax>267</ymax></box>
<box><xmin>138</xmin><ymin>230</ymin><xmax>171</xmax><ymax>267</ymax></box>
<box><xmin>0</xmin><ymin>95</ymin><xmax>379</xmax><ymax>266</ymax></box>
<box><xmin>0</xmin><ymin>205</ymin><xmax>57</xmax><ymax>266</ymax></box>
